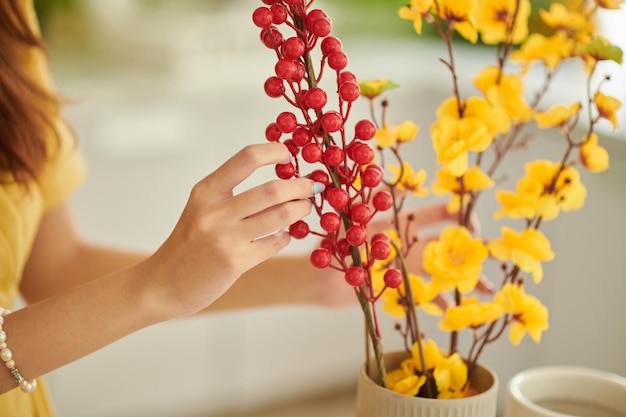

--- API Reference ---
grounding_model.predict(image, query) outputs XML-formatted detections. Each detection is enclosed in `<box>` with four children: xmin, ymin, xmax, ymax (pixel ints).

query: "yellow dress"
<box><xmin>0</xmin><ymin>0</ymin><xmax>86</xmax><ymax>415</ymax></box>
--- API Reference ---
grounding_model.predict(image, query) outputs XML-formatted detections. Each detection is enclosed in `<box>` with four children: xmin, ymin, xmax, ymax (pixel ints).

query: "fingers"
<box><xmin>233</xmin><ymin>177</ymin><xmax>316</xmax><ymax>220</ymax></box>
<box><xmin>202</xmin><ymin>143</ymin><xmax>292</xmax><ymax>197</ymax></box>
<box><xmin>243</xmin><ymin>198</ymin><xmax>313</xmax><ymax>240</ymax></box>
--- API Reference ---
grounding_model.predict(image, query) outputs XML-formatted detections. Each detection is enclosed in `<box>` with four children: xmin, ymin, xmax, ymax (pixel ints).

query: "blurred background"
<box><xmin>33</xmin><ymin>0</ymin><xmax>625</xmax><ymax>416</ymax></box>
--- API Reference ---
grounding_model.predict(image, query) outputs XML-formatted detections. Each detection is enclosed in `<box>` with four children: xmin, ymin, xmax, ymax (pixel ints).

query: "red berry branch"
<box><xmin>252</xmin><ymin>0</ymin><xmax>395</xmax><ymax>387</ymax></box>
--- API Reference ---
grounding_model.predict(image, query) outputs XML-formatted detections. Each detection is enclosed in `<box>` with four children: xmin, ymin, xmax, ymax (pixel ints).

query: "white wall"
<box><xmin>45</xmin><ymin>2</ymin><xmax>626</xmax><ymax>416</ymax></box>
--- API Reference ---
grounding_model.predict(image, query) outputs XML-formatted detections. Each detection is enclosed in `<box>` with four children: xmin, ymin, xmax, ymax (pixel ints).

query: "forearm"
<box><xmin>1</xmin><ymin>261</ymin><xmax>161</xmax><ymax>394</ymax></box>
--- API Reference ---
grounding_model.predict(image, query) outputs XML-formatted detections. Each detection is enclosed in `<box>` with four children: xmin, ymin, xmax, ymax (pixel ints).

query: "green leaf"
<box><xmin>358</xmin><ymin>79</ymin><xmax>400</xmax><ymax>99</ymax></box>
<box><xmin>579</xmin><ymin>37</ymin><xmax>623</xmax><ymax>64</ymax></box>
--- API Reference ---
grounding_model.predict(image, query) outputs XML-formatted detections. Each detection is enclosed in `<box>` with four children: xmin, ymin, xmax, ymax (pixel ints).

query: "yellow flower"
<box><xmin>437</xmin><ymin>96</ymin><xmax>511</xmax><ymax>136</ymax></box>
<box><xmin>439</xmin><ymin>296</ymin><xmax>504</xmax><ymax>331</ymax></box>
<box><xmin>476</xmin><ymin>0</ymin><xmax>531</xmax><ymax>45</ymax></box>
<box><xmin>399</xmin><ymin>0</ymin><xmax>435</xmax><ymax>35</ymax></box>
<box><xmin>511</xmin><ymin>32</ymin><xmax>575</xmax><ymax>71</ymax></box>
<box><xmin>594</xmin><ymin>92</ymin><xmax>622</xmax><ymax>128</ymax></box>
<box><xmin>423</xmin><ymin>225</ymin><xmax>489</xmax><ymax>294</ymax></box>
<box><xmin>388</xmin><ymin>368</ymin><xmax>427</xmax><ymax>396</ymax></box>
<box><xmin>432</xmin><ymin>165</ymin><xmax>495</xmax><ymax>213</ymax></box>
<box><xmin>433</xmin><ymin>352</ymin><xmax>469</xmax><ymax>399</ymax></box>
<box><xmin>411</xmin><ymin>338</ymin><xmax>443</xmax><ymax>372</ymax></box>
<box><xmin>396</xmin><ymin>120</ymin><xmax>420</xmax><ymax>142</ymax></box>
<box><xmin>358</xmin><ymin>78</ymin><xmax>400</xmax><ymax>99</ymax></box>
<box><xmin>535</xmin><ymin>102</ymin><xmax>581</xmax><ymax>129</ymax></box>
<box><xmin>435</xmin><ymin>0</ymin><xmax>479</xmax><ymax>43</ymax></box>
<box><xmin>389</xmin><ymin>162</ymin><xmax>429</xmax><ymax>196</ymax></box>
<box><xmin>494</xmin><ymin>160</ymin><xmax>587</xmax><ymax>221</ymax></box>
<box><xmin>473</xmin><ymin>67</ymin><xmax>533</xmax><ymax>122</ymax></box>
<box><xmin>375</xmin><ymin>122</ymin><xmax>397</xmax><ymax>149</ymax></box>
<box><xmin>580</xmin><ymin>132</ymin><xmax>609</xmax><ymax>173</ymax></box>
<box><xmin>488</xmin><ymin>227</ymin><xmax>555</xmax><ymax>284</ymax></box>
<box><xmin>539</xmin><ymin>3</ymin><xmax>589</xmax><ymax>34</ymax></box>
<box><xmin>381</xmin><ymin>274</ymin><xmax>443</xmax><ymax>318</ymax></box>
<box><xmin>431</xmin><ymin>115</ymin><xmax>491</xmax><ymax>176</ymax></box>
<box><xmin>495</xmin><ymin>283</ymin><xmax>549</xmax><ymax>345</ymax></box>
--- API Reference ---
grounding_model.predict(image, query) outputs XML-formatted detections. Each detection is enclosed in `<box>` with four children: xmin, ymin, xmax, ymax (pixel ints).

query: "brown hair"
<box><xmin>0</xmin><ymin>0</ymin><xmax>62</xmax><ymax>184</ymax></box>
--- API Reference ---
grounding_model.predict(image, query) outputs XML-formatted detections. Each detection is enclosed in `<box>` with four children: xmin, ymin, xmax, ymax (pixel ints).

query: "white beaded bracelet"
<box><xmin>0</xmin><ymin>307</ymin><xmax>37</xmax><ymax>393</ymax></box>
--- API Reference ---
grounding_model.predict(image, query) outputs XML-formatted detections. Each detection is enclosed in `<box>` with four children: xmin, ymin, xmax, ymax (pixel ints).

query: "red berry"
<box><xmin>305</xmin><ymin>9</ymin><xmax>329</xmax><ymax>29</ymax></box>
<box><xmin>283</xmin><ymin>138</ymin><xmax>299</xmax><ymax>156</ymax></box>
<box><xmin>289</xmin><ymin>220</ymin><xmax>310</xmax><ymax>239</ymax></box>
<box><xmin>292</xmin><ymin>127</ymin><xmax>312</xmax><ymax>147</ymax></box>
<box><xmin>262</xmin><ymin>0</ymin><xmax>279</xmax><ymax>4</ymax></box>
<box><xmin>283</xmin><ymin>0</ymin><xmax>302</xmax><ymax>5</ymax></box>
<box><xmin>346</xmin><ymin>225</ymin><xmax>367</xmax><ymax>246</ymax></box>
<box><xmin>252</xmin><ymin>7</ymin><xmax>273</xmax><ymax>28</ymax></box>
<box><xmin>362</xmin><ymin>165</ymin><xmax>384</xmax><ymax>188</ymax></box>
<box><xmin>324</xmin><ymin>146</ymin><xmax>344</xmax><ymax>167</ymax></box>
<box><xmin>302</xmin><ymin>143</ymin><xmax>323</xmax><ymax>163</ymax></box>
<box><xmin>275</xmin><ymin>163</ymin><xmax>295</xmax><ymax>179</ymax></box>
<box><xmin>327</xmin><ymin>51</ymin><xmax>348</xmax><ymax>71</ymax></box>
<box><xmin>310</xmin><ymin>248</ymin><xmax>332</xmax><ymax>269</ymax></box>
<box><xmin>373</xmin><ymin>191</ymin><xmax>394</xmax><ymax>211</ymax></box>
<box><xmin>260</xmin><ymin>27</ymin><xmax>283</xmax><ymax>49</ymax></box>
<box><xmin>371</xmin><ymin>239</ymin><xmax>391</xmax><ymax>260</ymax></box>
<box><xmin>265</xmin><ymin>122</ymin><xmax>282</xmax><ymax>142</ymax></box>
<box><xmin>327</xmin><ymin>187</ymin><xmax>349</xmax><ymax>209</ymax></box>
<box><xmin>339</xmin><ymin>71</ymin><xmax>357</xmax><ymax>84</ymax></box>
<box><xmin>310</xmin><ymin>17</ymin><xmax>332</xmax><ymax>37</ymax></box>
<box><xmin>320</xmin><ymin>238</ymin><xmax>334</xmax><ymax>251</ymax></box>
<box><xmin>270</xmin><ymin>4</ymin><xmax>288</xmax><ymax>24</ymax></box>
<box><xmin>264</xmin><ymin>76</ymin><xmax>285</xmax><ymax>98</ymax></box>
<box><xmin>275</xmin><ymin>59</ymin><xmax>297</xmax><ymax>79</ymax></box>
<box><xmin>305</xmin><ymin>87</ymin><xmax>328</xmax><ymax>110</ymax></box>
<box><xmin>345</xmin><ymin>266</ymin><xmax>366</xmax><ymax>287</ymax></box>
<box><xmin>321</xmin><ymin>36</ymin><xmax>342</xmax><ymax>56</ymax></box>
<box><xmin>355</xmin><ymin>119</ymin><xmax>376</xmax><ymax>140</ymax></box>
<box><xmin>350</xmin><ymin>204</ymin><xmax>371</xmax><ymax>224</ymax></box>
<box><xmin>371</xmin><ymin>232</ymin><xmax>390</xmax><ymax>243</ymax></box>
<box><xmin>282</xmin><ymin>37</ymin><xmax>305</xmax><ymax>59</ymax></box>
<box><xmin>276</xmin><ymin>111</ymin><xmax>298</xmax><ymax>133</ymax></box>
<box><xmin>309</xmin><ymin>170</ymin><xmax>329</xmax><ymax>185</ymax></box>
<box><xmin>320</xmin><ymin>111</ymin><xmax>343</xmax><ymax>133</ymax></box>
<box><xmin>339</xmin><ymin>81</ymin><xmax>360</xmax><ymax>102</ymax></box>
<box><xmin>320</xmin><ymin>212</ymin><xmax>341</xmax><ymax>232</ymax></box>
<box><xmin>384</xmin><ymin>269</ymin><xmax>403</xmax><ymax>289</ymax></box>
<box><xmin>336</xmin><ymin>238</ymin><xmax>351</xmax><ymax>257</ymax></box>
<box><xmin>291</xmin><ymin>61</ymin><xmax>306</xmax><ymax>82</ymax></box>
<box><xmin>352</xmin><ymin>143</ymin><xmax>374</xmax><ymax>165</ymax></box>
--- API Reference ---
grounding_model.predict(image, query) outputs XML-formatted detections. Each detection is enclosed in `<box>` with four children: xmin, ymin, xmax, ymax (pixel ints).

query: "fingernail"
<box><xmin>312</xmin><ymin>181</ymin><xmax>326</xmax><ymax>194</ymax></box>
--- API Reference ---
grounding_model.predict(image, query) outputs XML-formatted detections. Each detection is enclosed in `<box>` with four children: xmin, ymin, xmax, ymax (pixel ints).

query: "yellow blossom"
<box><xmin>580</xmin><ymin>132</ymin><xmax>609</xmax><ymax>173</ymax></box>
<box><xmin>488</xmin><ymin>227</ymin><xmax>555</xmax><ymax>284</ymax></box>
<box><xmin>396</xmin><ymin>120</ymin><xmax>420</xmax><ymax>142</ymax></box>
<box><xmin>399</xmin><ymin>0</ymin><xmax>435</xmax><ymax>35</ymax></box>
<box><xmin>511</xmin><ymin>32</ymin><xmax>575</xmax><ymax>71</ymax></box>
<box><xmin>375</xmin><ymin>122</ymin><xmax>397</xmax><ymax>149</ymax></box>
<box><xmin>495</xmin><ymin>283</ymin><xmax>549</xmax><ymax>345</ymax></box>
<box><xmin>433</xmin><ymin>352</ymin><xmax>469</xmax><ymax>399</ymax></box>
<box><xmin>535</xmin><ymin>102</ymin><xmax>581</xmax><ymax>129</ymax></box>
<box><xmin>594</xmin><ymin>92</ymin><xmax>622</xmax><ymax>128</ymax></box>
<box><xmin>423</xmin><ymin>225</ymin><xmax>489</xmax><ymax>293</ymax></box>
<box><xmin>389</xmin><ymin>162</ymin><xmax>429</xmax><ymax>196</ymax></box>
<box><xmin>432</xmin><ymin>165</ymin><xmax>495</xmax><ymax>213</ymax></box>
<box><xmin>437</xmin><ymin>96</ymin><xmax>511</xmax><ymax>136</ymax></box>
<box><xmin>381</xmin><ymin>274</ymin><xmax>443</xmax><ymax>318</ymax></box>
<box><xmin>431</xmin><ymin>115</ymin><xmax>492</xmax><ymax>176</ymax></box>
<box><xmin>494</xmin><ymin>160</ymin><xmax>587</xmax><ymax>221</ymax></box>
<box><xmin>539</xmin><ymin>3</ymin><xmax>589</xmax><ymax>34</ymax></box>
<box><xmin>439</xmin><ymin>296</ymin><xmax>504</xmax><ymax>331</ymax></box>
<box><xmin>473</xmin><ymin>67</ymin><xmax>534</xmax><ymax>122</ymax></box>
<box><xmin>435</xmin><ymin>0</ymin><xmax>479</xmax><ymax>43</ymax></box>
<box><xmin>358</xmin><ymin>78</ymin><xmax>400</xmax><ymax>99</ymax></box>
<box><xmin>476</xmin><ymin>0</ymin><xmax>531</xmax><ymax>45</ymax></box>
<box><xmin>387</xmin><ymin>367</ymin><xmax>427</xmax><ymax>396</ymax></box>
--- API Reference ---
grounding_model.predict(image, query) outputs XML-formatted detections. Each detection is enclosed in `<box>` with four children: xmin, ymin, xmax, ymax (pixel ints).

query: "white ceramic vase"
<box><xmin>355</xmin><ymin>351</ymin><xmax>498</xmax><ymax>417</ymax></box>
<box><xmin>504</xmin><ymin>365</ymin><xmax>626</xmax><ymax>417</ymax></box>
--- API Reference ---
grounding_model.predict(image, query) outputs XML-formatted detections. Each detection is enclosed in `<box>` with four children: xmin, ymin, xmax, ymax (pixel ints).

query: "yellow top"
<box><xmin>0</xmin><ymin>1</ymin><xmax>86</xmax><ymax>415</ymax></box>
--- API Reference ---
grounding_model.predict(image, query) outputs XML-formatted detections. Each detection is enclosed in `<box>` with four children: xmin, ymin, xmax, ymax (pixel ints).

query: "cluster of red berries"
<box><xmin>252</xmin><ymin>0</ymin><xmax>402</xmax><ymax>291</ymax></box>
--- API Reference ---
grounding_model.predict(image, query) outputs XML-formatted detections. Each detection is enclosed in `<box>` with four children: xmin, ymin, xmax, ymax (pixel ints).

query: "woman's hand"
<box><xmin>143</xmin><ymin>143</ymin><xmax>318</xmax><ymax>318</ymax></box>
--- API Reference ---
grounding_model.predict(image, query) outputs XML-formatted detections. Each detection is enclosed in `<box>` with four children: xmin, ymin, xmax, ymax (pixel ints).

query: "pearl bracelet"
<box><xmin>0</xmin><ymin>307</ymin><xmax>37</xmax><ymax>393</ymax></box>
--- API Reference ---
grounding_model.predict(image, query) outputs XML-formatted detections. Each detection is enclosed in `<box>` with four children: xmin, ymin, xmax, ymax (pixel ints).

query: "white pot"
<box><xmin>504</xmin><ymin>365</ymin><xmax>626</xmax><ymax>417</ymax></box>
<box><xmin>355</xmin><ymin>351</ymin><xmax>498</xmax><ymax>417</ymax></box>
